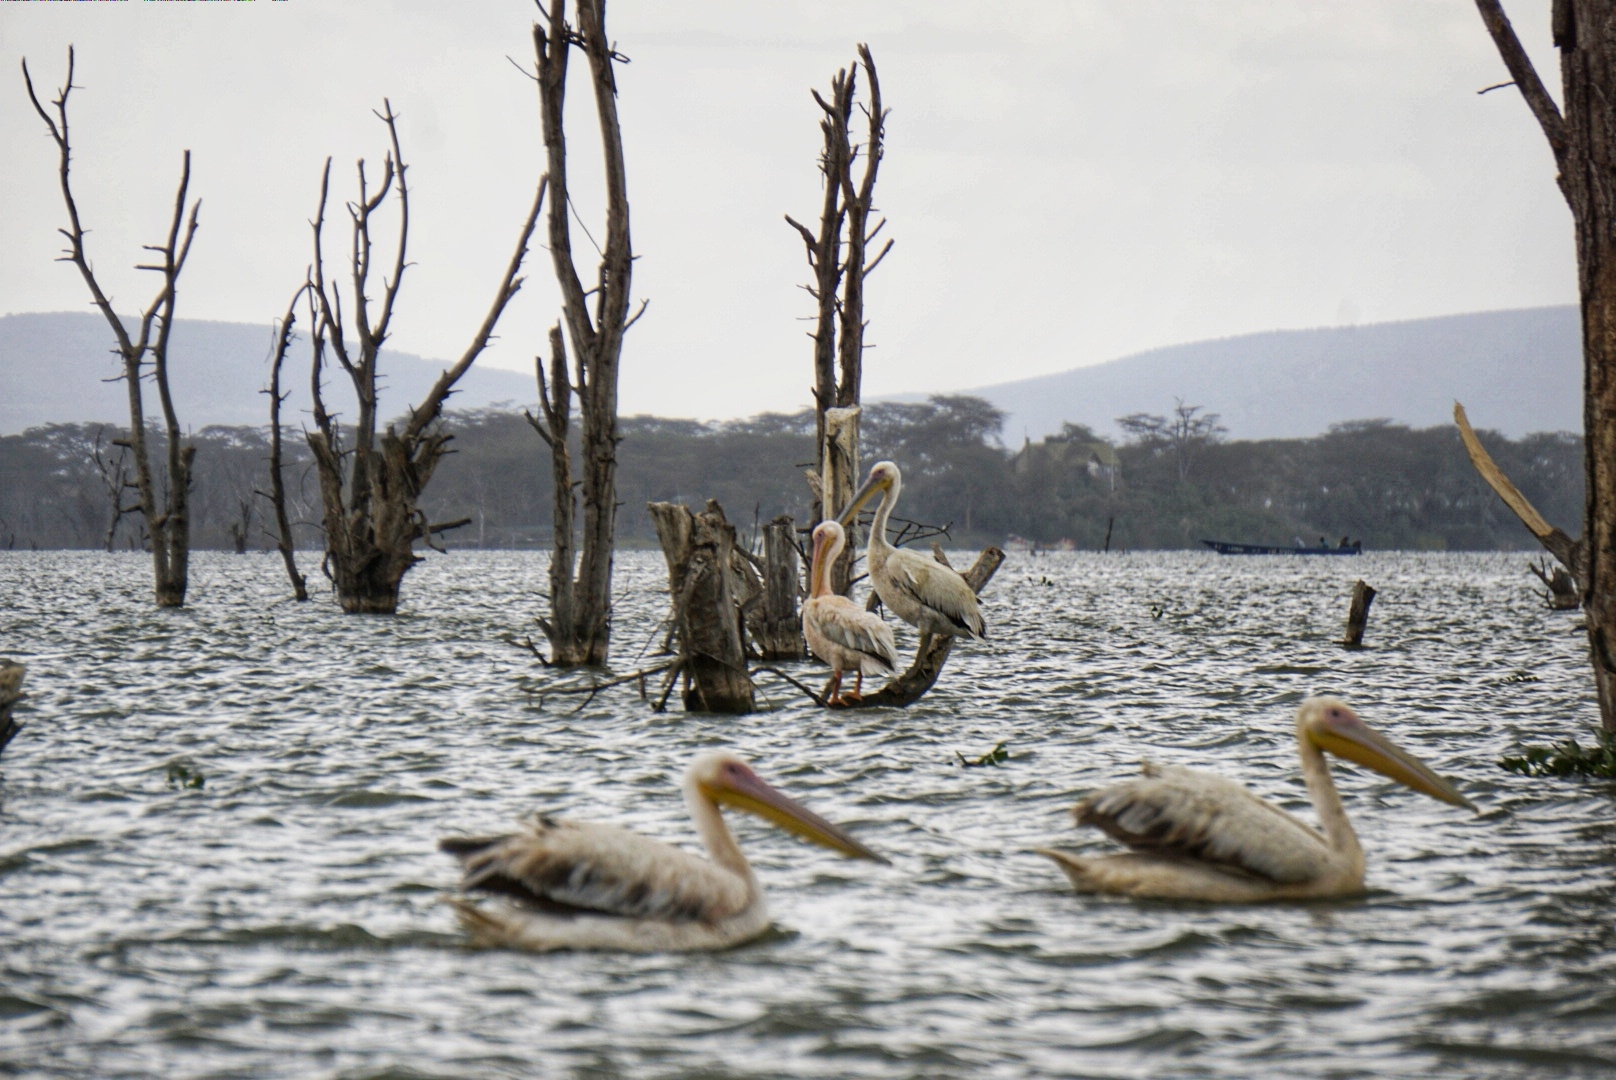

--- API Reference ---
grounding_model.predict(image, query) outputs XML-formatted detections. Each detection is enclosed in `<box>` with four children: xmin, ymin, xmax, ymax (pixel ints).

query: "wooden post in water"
<box><xmin>754</xmin><ymin>516</ymin><xmax>805</xmax><ymax>659</ymax></box>
<box><xmin>649</xmin><ymin>501</ymin><xmax>756</xmax><ymax>714</ymax></box>
<box><xmin>0</xmin><ymin>660</ymin><xmax>26</xmax><ymax>758</ymax></box>
<box><xmin>1342</xmin><ymin>580</ymin><xmax>1376</xmax><ymax>649</ymax></box>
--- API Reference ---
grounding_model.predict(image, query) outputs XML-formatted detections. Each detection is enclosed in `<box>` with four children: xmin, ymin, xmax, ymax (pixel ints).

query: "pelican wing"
<box><xmin>886</xmin><ymin>550</ymin><xmax>985</xmax><ymax>637</ymax></box>
<box><xmin>1074</xmin><ymin>763</ymin><xmax>1333</xmax><ymax>884</ymax></box>
<box><xmin>813</xmin><ymin>597</ymin><xmax>898</xmax><ymax>670</ymax></box>
<box><xmin>441</xmin><ymin>815</ymin><xmax>751</xmax><ymax>923</ymax></box>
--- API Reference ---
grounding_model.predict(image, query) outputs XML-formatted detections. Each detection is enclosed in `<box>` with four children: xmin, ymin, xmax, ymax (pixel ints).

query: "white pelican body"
<box><xmin>440</xmin><ymin>753</ymin><xmax>884</xmax><ymax>952</ymax></box>
<box><xmin>1037</xmin><ymin>697</ymin><xmax>1474</xmax><ymax>902</ymax></box>
<box><xmin>803</xmin><ymin>520</ymin><xmax>897</xmax><ymax>704</ymax></box>
<box><xmin>838</xmin><ymin>461</ymin><xmax>985</xmax><ymax>651</ymax></box>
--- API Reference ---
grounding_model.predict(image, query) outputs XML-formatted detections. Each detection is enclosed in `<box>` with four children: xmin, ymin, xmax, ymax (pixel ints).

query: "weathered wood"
<box><xmin>1474</xmin><ymin>1</ymin><xmax>1616</xmax><ymax>731</ymax></box>
<box><xmin>821</xmin><ymin>405</ymin><xmax>862</xmax><ymax>595</ymax></box>
<box><xmin>263</xmin><ymin>285</ymin><xmax>309</xmax><ymax>601</ymax></box>
<box><xmin>1529</xmin><ymin>557</ymin><xmax>1581</xmax><ymax>610</ymax></box>
<box><xmin>528</xmin><ymin>0</ymin><xmax>637</xmax><ymax>664</ymax></box>
<box><xmin>0</xmin><ymin>660</ymin><xmax>25</xmax><ymax>758</ymax></box>
<box><xmin>836</xmin><ymin>547</ymin><xmax>1004</xmax><ymax>709</ymax></box>
<box><xmin>1342</xmin><ymin>580</ymin><xmax>1376</xmax><ymax>649</ymax></box>
<box><xmin>649</xmin><ymin>501</ymin><xmax>756</xmax><ymax>714</ymax></box>
<box><xmin>24</xmin><ymin>50</ymin><xmax>198</xmax><ymax>607</ymax></box>
<box><xmin>753</xmin><ymin>516</ymin><xmax>806</xmax><ymax>659</ymax></box>
<box><xmin>1455</xmin><ymin>403</ymin><xmax>1585</xmax><ymax>585</ymax></box>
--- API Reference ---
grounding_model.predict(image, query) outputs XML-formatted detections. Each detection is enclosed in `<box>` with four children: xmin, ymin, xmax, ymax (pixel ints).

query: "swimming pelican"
<box><xmin>439</xmin><ymin>752</ymin><xmax>887</xmax><ymax>952</ymax></box>
<box><xmin>837</xmin><ymin>460</ymin><xmax>985</xmax><ymax>653</ymax></box>
<box><xmin>1036</xmin><ymin>697</ymin><xmax>1475</xmax><ymax>902</ymax></box>
<box><xmin>803</xmin><ymin>520</ymin><xmax>898</xmax><ymax>705</ymax></box>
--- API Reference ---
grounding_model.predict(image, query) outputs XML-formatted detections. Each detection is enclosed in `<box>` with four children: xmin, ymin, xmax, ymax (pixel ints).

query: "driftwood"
<box><xmin>649</xmin><ymin>500</ymin><xmax>756</xmax><ymax>714</ymax></box>
<box><xmin>1342</xmin><ymin>579</ymin><xmax>1376</xmax><ymax>649</ymax></box>
<box><xmin>752</xmin><ymin>516</ymin><xmax>806</xmax><ymax>659</ymax></box>
<box><xmin>834</xmin><ymin>546</ymin><xmax>1005</xmax><ymax>709</ymax></box>
<box><xmin>0</xmin><ymin>661</ymin><xmax>25</xmax><ymax>758</ymax></box>
<box><xmin>1530</xmin><ymin>557</ymin><xmax>1581</xmax><ymax>610</ymax></box>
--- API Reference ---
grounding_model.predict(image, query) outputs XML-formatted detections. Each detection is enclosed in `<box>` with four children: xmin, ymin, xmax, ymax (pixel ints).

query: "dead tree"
<box><xmin>301</xmin><ymin>102</ymin><xmax>544</xmax><ymax>614</ymax></box>
<box><xmin>91</xmin><ymin>427</ymin><xmax>138</xmax><ymax>552</ymax></box>
<box><xmin>835</xmin><ymin>547</ymin><xmax>1003</xmax><ymax>709</ymax></box>
<box><xmin>648</xmin><ymin>501</ymin><xmax>756</xmax><ymax>714</ymax></box>
<box><xmin>1342</xmin><ymin>580</ymin><xmax>1376</xmax><ymax>649</ymax></box>
<box><xmin>24</xmin><ymin>49</ymin><xmax>199</xmax><ymax>607</ymax></box>
<box><xmin>1475</xmin><ymin>1</ymin><xmax>1616</xmax><ymax>732</ymax></box>
<box><xmin>785</xmin><ymin>44</ymin><xmax>892</xmax><ymax>594</ymax></box>
<box><xmin>261</xmin><ymin>286</ymin><xmax>310</xmax><ymax>600</ymax></box>
<box><xmin>526</xmin><ymin>0</ymin><xmax>640</xmax><ymax>664</ymax></box>
<box><xmin>752</xmin><ymin>515</ymin><xmax>806</xmax><ymax>659</ymax></box>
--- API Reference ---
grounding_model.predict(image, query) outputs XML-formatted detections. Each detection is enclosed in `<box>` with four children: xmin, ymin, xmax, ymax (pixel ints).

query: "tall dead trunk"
<box><xmin>528</xmin><ymin>0</ymin><xmax>640</xmax><ymax>664</ymax></box>
<box><xmin>263</xmin><ymin>286</ymin><xmax>309</xmax><ymax>601</ymax></box>
<box><xmin>301</xmin><ymin>104</ymin><xmax>544</xmax><ymax>614</ymax></box>
<box><xmin>1475</xmin><ymin>1</ymin><xmax>1616</xmax><ymax>730</ymax></box>
<box><xmin>649</xmin><ymin>501</ymin><xmax>756</xmax><ymax>714</ymax></box>
<box><xmin>786</xmin><ymin>45</ymin><xmax>892</xmax><ymax>594</ymax></box>
<box><xmin>754</xmin><ymin>516</ymin><xmax>806</xmax><ymax>659</ymax></box>
<box><xmin>24</xmin><ymin>50</ymin><xmax>199</xmax><ymax>607</ymax></box>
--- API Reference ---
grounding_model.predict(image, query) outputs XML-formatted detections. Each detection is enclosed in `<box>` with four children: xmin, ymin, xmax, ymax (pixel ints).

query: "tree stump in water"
<box><xmin>1529</xmin><ymin>558</ymin><xmax>1581</xmax><ymax>611</ymax></box>
<box><xmin>752</xmin><ymin>516</ymin><xmax>805</xmax><ymax>660</ymax></box>
<box><xmin>0</xmin><ymin>660</ymin><xmax>26</xmax><ymax>758</ymax></box>
<box><xmin>649</xmin><ymin>500</ymin><xmax>756</xmax><ymax>714</ymax></box>
<box><xmin>836</xmin><ymin>546</ymin><xmax>1004</xmax><ymax>708</ymax></box>
<box><xmin>1342</xmin><ymin>580</ymin><xmax>1376</xmax><ymax>649</ymax></box>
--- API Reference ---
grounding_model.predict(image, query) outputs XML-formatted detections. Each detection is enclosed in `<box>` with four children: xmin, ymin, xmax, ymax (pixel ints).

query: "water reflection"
<box><xmin>0</xmin><ymin>549</ymin><xmax>1612</xmax><ymax>1078</ymax></box>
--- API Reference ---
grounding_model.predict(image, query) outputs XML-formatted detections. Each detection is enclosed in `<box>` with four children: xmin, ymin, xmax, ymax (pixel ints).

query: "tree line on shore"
<box><xmin>0</xmin><ymin>395</ymin><xmax>1581</xmax><ymax>555</ymax></box>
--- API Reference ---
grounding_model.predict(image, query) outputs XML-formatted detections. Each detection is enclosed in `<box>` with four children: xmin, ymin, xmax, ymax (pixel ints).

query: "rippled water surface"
<box><xmin>3</xmin><ymin>549</ymin><xmax>1614</xmax><ymax>1079</ymax></box>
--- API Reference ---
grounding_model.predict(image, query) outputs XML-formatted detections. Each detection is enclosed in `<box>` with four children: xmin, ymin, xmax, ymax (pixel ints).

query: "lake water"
<box><xmin>2</xmin><ymin>549</ymin><xmax>1613</xmax><ymax>1079</ymax></box>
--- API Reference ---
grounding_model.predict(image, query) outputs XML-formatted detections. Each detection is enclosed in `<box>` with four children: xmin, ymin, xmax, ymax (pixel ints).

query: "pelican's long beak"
<box><xmin>705</xmin><ymin>770</ymin><xmax>889</xmax><ymax>863</ymax></box>
<box><xmin>1310</xmin><ymin>711</ymin><xmax>1476</xmax><ymax>811</ymax></box>
<box><xmin>836</xmin><ymin>474</ymin><xmax>887</xmax><ymax>528</ymax></box>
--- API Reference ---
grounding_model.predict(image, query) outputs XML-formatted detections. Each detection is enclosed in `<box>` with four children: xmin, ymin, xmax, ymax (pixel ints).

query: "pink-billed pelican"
<box><xmin>837</xmin><ymin>460</ymin><xmax>985</xmax><ymax>653</ymax></box>
<box><xmin>803</xmin><ymin>519</ymin><xmax>898</xmax><ymax>705</ymax></box>
<box><xmin>1036</xmin><ymin>696</ymin><xmax>1475</xmax><ymax>902</ymax></box>
<box><xmin>439</xmin><ymin>752</ymin><xmax>886</xmax><ymax>952</ymax></box>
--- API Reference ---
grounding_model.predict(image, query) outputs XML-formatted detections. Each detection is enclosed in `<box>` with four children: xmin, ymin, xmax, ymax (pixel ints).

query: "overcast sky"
<box><xmin>1</xmin><ymin>1</ymin><xmax>1571</xmax><ymax>421</ymax></box>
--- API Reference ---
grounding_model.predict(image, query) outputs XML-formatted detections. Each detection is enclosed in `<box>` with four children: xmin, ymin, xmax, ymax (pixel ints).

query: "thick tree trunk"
<box><xmin>754</xmin><ymin>516</ymin><xmax>806</xmax><ymax>660</ymax></box>
<box><xmin>1342</xmin><ymin>580</ymin><xmax>1376</xmax><ymax>650</ymax></box>
<box><xmin>821</xmin><ymin>405</ymin><xmax>861</xmax><ymax>596</ymax></box>
<box><xmin>649</xmin><ymin>501</ymin><xmax>756</xmax><ymax>714</ymax></box>
<box><xmin>1475</xmin><ymin>0</ymin><xmax>1616</xmax><ymax>730</ymax></box>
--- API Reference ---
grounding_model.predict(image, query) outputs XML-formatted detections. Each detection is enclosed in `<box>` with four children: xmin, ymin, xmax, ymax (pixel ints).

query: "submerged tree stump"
<box><xmin>1529</xmin><ymin>557</ymin><xmax>1581</xmax><ymax>611</ymax></box>
<box><xmin>752</xmin><ymin>516</ymin><xmax>805</xmax><ymax>660</ymax></box>
<box><xmin>836</xmin><ymin>546</ymin><xmax>1004</xmax><ymax>708</ymax></box>
<box><xmin>649</xmin><ymin>500</ymin><xmax>756</xmax><ymax>714</ymax></box>
<box><xmin>1342</xmin><ymin>580</ymin><xmax>1376</xmax><ymax>649</ymax></box>
<box><xmin>0</xmin><ymin>660</ymin><xmax>26</xmax><ymax>758</ymax></box>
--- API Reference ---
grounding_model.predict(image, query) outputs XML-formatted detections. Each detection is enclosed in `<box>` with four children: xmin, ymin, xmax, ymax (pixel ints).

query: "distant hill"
<box><xmin>942</xmin><ymin>306</ymin><xmax>1581</xmax><ymax>443</ymax></box>
<box><xmin>2</xmin><ymin>306</ymin><xmax>1584</xmax><ymax>440</ymax></box>
<box><xmin>0</xmin><ymin>311</ymin><xmax>537</xmax><ymax>435</ymax></box>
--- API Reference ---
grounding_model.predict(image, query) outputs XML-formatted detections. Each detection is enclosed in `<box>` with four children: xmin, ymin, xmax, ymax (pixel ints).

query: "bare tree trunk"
<box><xmin>786</xmin><ymin>46</ymin><xmax>892</xmax><ymax>599</ymax></box>
<box><xmin>754</xmin><ymin>516</ymin><xmax>806</xmax><ymax>660</ymax></box>
<box><xmin>528</xmin><ymin>0</ymin><xmax>640</xmax><ymax>664</ymax></box>
<box><xmin>1473</xmin><ymin>1</ymin><xmax>1616</xmax><ymax>730</ymax></box>
<box><xmin>301</xmin><ymin>104</ymin><xmax>544</xmax><ymax>614</ymax></box>
<box><xmin>263</xmin><ymin>286</ymin><xmax>309</xmax><ymax>601</ymax></box>
<box><xmin>649</xmin><ymin>501</ymin><xmax>756</xmax><ymax>714</ymax></box>
<box><xmin>1342</xmin><ymin>580</ymin><xmax>1376</xmax><ymax>650</ymax></box>
<box><xmin>25</xmin><ymin>50</ymin><xmax>199</xmax><ymax>607</ymax></box>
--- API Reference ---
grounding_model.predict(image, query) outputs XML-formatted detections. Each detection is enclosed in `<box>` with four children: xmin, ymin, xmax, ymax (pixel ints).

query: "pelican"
<box><xmin>837</xmin><ymin>460</ymin><xmax>985</xmax><ymax>653</ymax></box>
<box><xmin>439</xmin><ymin>752</ymin><xmax>887</xmax><ymax>952</ymax></box>
<box><xmin>803</xmin><ymin>519</ymin><xmax>898</xmax><ymax>704</ymax></box>
<box><xmin>1036</xmin><ymin>697</ymin><xmax>1475</xmax><ymax>902</ymax></box>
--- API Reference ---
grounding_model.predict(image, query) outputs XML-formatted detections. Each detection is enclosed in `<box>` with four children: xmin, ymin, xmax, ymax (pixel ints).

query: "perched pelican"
<box><xmin>837</xmin><ymin>461</ymin><xmax>986</xmax><ymax>653</ymax></box>
<box><xmin>439</xmin><ymin>752</ymin><xmax>887</xmax><ymax>952</ymax></box>
<box><xmin>803</xmin><ymin>519</ymin><xmax>898</xmax><ymax>704</ymax></box>
<box><xmin>1036</xmin><ymin>697</ymin><xmax>1475</xmax><ymax>902</ymax></box>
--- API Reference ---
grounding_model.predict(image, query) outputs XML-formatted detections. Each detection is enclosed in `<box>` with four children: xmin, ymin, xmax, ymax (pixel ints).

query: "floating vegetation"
<box><xmin>1500</xmin><ymin>730</ymin><xmax>1616</xmax><ymax>779</ymax></box>
<box><xmin>956</xmin><ymin>741</ymin><xmax>1009</xmax><ymax>768</ymax></box>
<box><xmin>165</xmin><ymin>761</ymin><xmax>206</xmax><ymax>790</ymax></box>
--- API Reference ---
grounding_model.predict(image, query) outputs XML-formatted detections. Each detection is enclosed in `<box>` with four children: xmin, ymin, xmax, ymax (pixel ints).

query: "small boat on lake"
<box><xmin>1202</xmin><ymin>539</ymin><xmax>1361</xmax><ymax>556</ymax></box>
